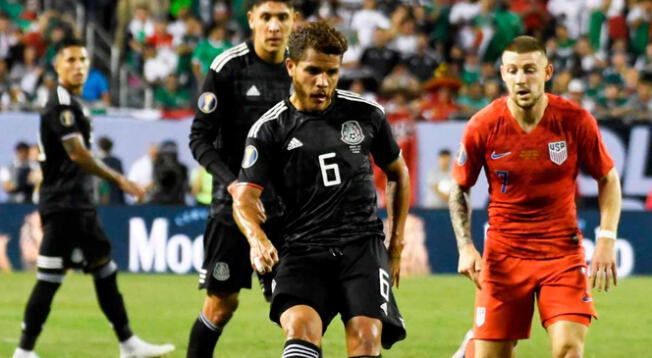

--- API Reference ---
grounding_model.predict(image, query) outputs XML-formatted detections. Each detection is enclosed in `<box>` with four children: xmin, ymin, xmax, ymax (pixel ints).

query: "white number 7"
<box><xmin>318</xmin><ymin>152</ymin><xmax>341</xmax><ymax>187</ymax></box>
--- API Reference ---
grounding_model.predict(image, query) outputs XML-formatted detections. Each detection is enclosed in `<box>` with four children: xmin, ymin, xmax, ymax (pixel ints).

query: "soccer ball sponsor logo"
<box><xmin>213</xmin><ymin>262</ymin><xmax>230</xmax><ymax>281</ymax></box>
<box><xmin>197</xmin><ymin>92</ymin><xmax>218</xmax><ymax>114</ymax></box>
<box><xmin>548</xmin><ymin>140</ymin><xmax>567</xmax><ymax>165</ymax></box>
<box><xmin>341</xmin><ymin>120</ymin><xmax>365</xmax><ymax>145</ymax></box>
<box><xmin>242</xmin><ymin>145</ymin><xmax>258</xmax><ymax>168</ymax></box>
<box><xmin>457</xmin><ymin>143</ymin><xmax>467</xmax><ymax>166</ymax></box>
<box><xmin>476</xmin><ymin>307</ymin><xmax>486</xmax><ymax>327</ymax></box>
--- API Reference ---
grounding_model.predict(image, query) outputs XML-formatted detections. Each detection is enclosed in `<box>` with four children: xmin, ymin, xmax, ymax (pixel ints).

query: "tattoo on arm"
<box><xmin>449</xmin><ymin>183</ymin><xmax>473</xmax><ymax>248</ymax></box>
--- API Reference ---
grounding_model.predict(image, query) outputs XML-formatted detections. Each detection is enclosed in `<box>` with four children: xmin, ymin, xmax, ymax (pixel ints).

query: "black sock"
<box><xmin>186</xmin><ymin>312</ymin><xmax>223</xmax><ymax>358</ymax></box>
<box><xmin>19</xmin><ymin>279</ymin><xmax>61</xmax><ymax>350</ymax></box>
<box><xmin>93</xmin><ymin>270</ymin><xmax>133</xmax><ymax>341</ymax></box>
<box><xmin>282</xmin><ymin>339</ymin><xmax>321</xmax><ymax>358</ymax></box>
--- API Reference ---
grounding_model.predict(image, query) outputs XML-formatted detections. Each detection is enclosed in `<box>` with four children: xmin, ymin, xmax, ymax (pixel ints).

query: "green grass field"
<box><xmin>1</xmin><ymin>273</ymin><xmax>650</xmax><ymax>357</ymax></box>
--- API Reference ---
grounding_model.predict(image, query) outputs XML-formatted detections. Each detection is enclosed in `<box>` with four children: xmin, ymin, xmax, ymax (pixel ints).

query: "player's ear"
<box><xmin>285</xmin><ymin>58</ymin><xmax>295</xmax><ymax>76</ymax></box>
<box><xmin>499</xmin><ymin>64</ymin><xmax>506</xmax><ymax>82</ymax></box>
<box><xmin>545</xmin><ymin>62</ymin><xmax>554</xmax><ymax>81</ymax></box>
<box><xmin>247</xmin><ymin>10</ymin><xmax>255</xmax><ymax>30</ymax></box>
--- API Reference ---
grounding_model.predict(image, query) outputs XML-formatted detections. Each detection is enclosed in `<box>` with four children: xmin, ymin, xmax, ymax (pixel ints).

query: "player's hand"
<box><xmin>118</xmin><ymin>177</ymin><xmax>145</xmax><ymax>203</ymax></box>
<box><xmin>250</xmin><ymin>237</ymin><xmax>278</xmax><ymax>274</ymax></box>
<box><xmin>228</xmin><ymin>180</ymin><xmax>266</xmax><ymax>222</ymax></box>
<box><xmin>458</xmin><ymin>243</ymin><xmax>482</xmax><ymax>289</ymax></box>
<box><xmin>388</xmin><ymin>240</ymin><xmax>403</xmax><ymax>288</ymax></box>
<box><xmin>590</xmin><ymin>238</ymin><xmax>617</xmax><ymax>292</ymax></box>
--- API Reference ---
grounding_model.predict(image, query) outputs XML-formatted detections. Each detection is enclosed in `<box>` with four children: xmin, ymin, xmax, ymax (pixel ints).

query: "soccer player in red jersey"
<box><xmin>449</xmin><ymin>36</ymin><xmax>622</xmax><ymax>358</ymax></box>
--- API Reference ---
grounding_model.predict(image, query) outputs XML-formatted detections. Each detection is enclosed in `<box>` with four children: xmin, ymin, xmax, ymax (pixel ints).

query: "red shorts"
<box><xmin>473</xmin><ymin>251</ymin><xmax>596</xmax><ymax>341</ymax></box>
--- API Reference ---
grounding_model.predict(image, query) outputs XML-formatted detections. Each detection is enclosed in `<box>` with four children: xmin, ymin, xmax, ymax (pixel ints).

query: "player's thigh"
<box><xmin>537</xmin><ymin>254</ymin><xmax>596</xmax><ymax>328</ymax></box>
<box><xmin>37</xmin><ymin>212</ymin><xmax>74</xmax><ymax>272</ymax></box>
<box><xmin>199</xmin><ymin>216</ymin><xmax>253</xmax><ymax>292</ymax></box>
<box><xmin>270</xmin><ymin>250</ymin><xmax>336</xmax><ymax>328</ymax></box>
<box><xmin>475</xmin><ymin>340</ymin><xmax>517</xmax><ymax>358</ymax></box>
<box><xmin>75</xmin><ymin>211</ymin><xmax>113</xmax><ymax>270</ymax></box>
<box><xmin>474</xmin><ymin>253</ymin><xmax>536</xmax><ymax>341</ymax></box>
<box><xmin>546</xmin><ymin>320</ymin><xmax>588</xmax><ymax>358</ymax></box>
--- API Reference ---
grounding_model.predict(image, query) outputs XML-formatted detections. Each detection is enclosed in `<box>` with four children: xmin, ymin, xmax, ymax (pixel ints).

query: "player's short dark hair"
<box><xmin>15</xmin><ymin>141</ymin><xmax>29</xmax><ymax>151</ymax></box>
<box><xmin>247</xmin><ymin>0</ymin><xmax>295</xmax><ymax>10</ymax></box>
<box><xmin>503</xmin><ymin>36</ymin><xmax>547</xmax><ymax>57</ymax></box>
<box><xmin>98</xmin><ymin>136</ymin><xmax>113</xmax><ymax>152</ymax></box>
<box><xmin>54</xmin><ymin>37</ymin><xmax>86</xmax><ymax>56</ymax></box>
<box><xmin>288</xmin><ymin>21</ymin><xmax>348</xmax><ymax>61</ymax></box>
<box><xmin>439</xmin><ymin>149</ymin><xmax>451</xmax><ymax>156</ymax></box>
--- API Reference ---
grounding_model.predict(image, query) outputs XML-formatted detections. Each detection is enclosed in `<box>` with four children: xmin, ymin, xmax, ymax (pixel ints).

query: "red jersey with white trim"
<box><xmin>453</xmin><ymin>94</ymin><xmax>614</xmax><ymax>258</ymax></box>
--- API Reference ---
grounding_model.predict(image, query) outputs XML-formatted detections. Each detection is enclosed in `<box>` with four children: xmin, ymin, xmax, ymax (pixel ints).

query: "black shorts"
<box><xmin>198</xmin><ymin>215</ymin><xmax>282</xmax><ymax>296</ymax></box>
<box><xmin>37</xmin><ymin>210</ymin><xmax>112</xmax><ymax>275</ymax></box>
<box><xmin>270</xmin><ymin>237</ymin><xmax>407</xmax><ymax>349</ymax></box>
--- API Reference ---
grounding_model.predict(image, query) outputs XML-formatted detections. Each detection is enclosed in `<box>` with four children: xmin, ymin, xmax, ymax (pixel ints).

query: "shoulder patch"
<box><xmin>60</xmin><ymin>110</ymin><xmax>75</xmax><ymax>127</ymax></box>
<box><xmin>242</xmin><ymin>145</ymin><xmax>258</xmax><ymax>168</ymax></box>
<box><xmin>197</xmin><ymin>92</ymin><xmax>218</xmax><ymax>113</ymax></box>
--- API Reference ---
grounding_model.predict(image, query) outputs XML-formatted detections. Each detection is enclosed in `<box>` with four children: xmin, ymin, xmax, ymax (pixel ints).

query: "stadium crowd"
<box><xmin>0</xmin><ymin>0</ymin><xmax>652</xmax><ymax>120</ymax></box>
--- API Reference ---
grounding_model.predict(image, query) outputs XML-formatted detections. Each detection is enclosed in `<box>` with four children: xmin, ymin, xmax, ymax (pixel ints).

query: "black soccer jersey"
<box><xmin>38</xmin><ymin>85</ymin><xmax>95</xmax><ymax>214</ymax></box>
<box><xmin>239</xmin><ymin>90</ymin><xmax>401</xmax><ymax>249</ymax></box>
<box><xmin>189</xmin><ymin>41</ymin><xmax>291</xmax><ymax>217</ymax></box>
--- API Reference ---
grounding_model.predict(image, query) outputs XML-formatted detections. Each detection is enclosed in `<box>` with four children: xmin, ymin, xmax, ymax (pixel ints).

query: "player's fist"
<box><xmin>250</xmin><ymin>237</ymin><xmax>278</xmax><ymax>274</ymax></box>
<box><xmin>118</xmin><ymin>177</ymin><xmax>145</xmax><ymax>203</ymax></box>
<box><xmin>457</xmin><ymin>243</ymin><xmax>482</xmax><ymax>289</ymax></box>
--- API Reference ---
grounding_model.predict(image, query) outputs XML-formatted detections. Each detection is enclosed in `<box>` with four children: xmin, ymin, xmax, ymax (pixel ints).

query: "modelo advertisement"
<box><xmin>0</xmin><ymin>205</ymin><xmax>650</xmax><ymax>276</ymax></box>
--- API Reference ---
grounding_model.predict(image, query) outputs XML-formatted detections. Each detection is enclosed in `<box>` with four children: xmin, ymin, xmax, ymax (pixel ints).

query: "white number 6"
<box><xmin>318</xmin><ymin>152</ymin><xmax>341</xmax><ymax>187</ymax></box>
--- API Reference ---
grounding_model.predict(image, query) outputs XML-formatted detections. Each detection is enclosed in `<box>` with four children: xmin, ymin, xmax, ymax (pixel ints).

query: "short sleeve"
<box><xmin>370</xmin><ymin>109</ymin><xmax>401</xmax><ymax>167</ymax></box>
<box><xmin>577</xmin><ymin>111</ymin><xmax>614</xmax><ymax>179</ymax></box>
<box><xmin>237</xmin><ymin>119</ymin><xmax>278</xmax><ymax>190</ymax></box>
<box><xmin>452</xmin><ymin>118</ymin><xmax>485</xmax><ymax>187</ymax></box>
<box><xmin>46</xmin><ymin>105</ymin><xmax>82</xmax><ymax>141</ymax></box>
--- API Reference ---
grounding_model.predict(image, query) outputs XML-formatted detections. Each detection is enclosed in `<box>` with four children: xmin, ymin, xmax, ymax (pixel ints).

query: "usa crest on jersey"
<box><xmin>548</xmin><ymin>141</ymin><xmax>567</xmax><ymax>165</ymax></box>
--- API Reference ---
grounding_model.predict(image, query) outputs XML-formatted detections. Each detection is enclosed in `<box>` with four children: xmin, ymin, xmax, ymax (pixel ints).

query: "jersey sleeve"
<box><xmin>370</xmin><ymin>108</ymin><xmax>401</xmax><ymax>167</ymax></box>
<box><xmin>237</xmin><ymin>118</ymin><xmax>278</xmax><ymax>190</ymax></box>
<box><xmin>452</xmin><ymin>117</ymin><xmax>486</xmax><ymax>187</ymax></box>
<box><xmin>577</xmin><ymin>110</ymin><xmax>614</xmax><ymax>179</ymax></box>
<box><xmin>46</xmin><ymin>105</ymin><xmax>83</xmax><ymax>141</ymax></box>
<box><xmin>188</xmin><ymin>63</ymin><xmax>236</xmax><ymax>185</ymax></box>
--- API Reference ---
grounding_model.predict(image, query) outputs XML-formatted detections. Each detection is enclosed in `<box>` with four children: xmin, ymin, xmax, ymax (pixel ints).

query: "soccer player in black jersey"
<box><xmin>186</xmin><ymin>1</ymin><xmax>296</xmax><ymax>356</ymax></box>
<box><xmin>12</xmin><ymin>39</ymin><xmax>174</xmax><ymax>358</ymax></box>
<box><xmin>232</xmin><ymin>21</ymin><xmax>411</xmax><ymax>358</ymax></box>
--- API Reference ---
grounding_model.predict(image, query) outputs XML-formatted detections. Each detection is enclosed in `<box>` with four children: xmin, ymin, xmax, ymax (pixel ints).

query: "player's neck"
<box><xmin>253</xmin><ymin>42</ymin><xmax>285</xmax><ymax>64</ymax></box>
<box><xmin>59</xmin><ymin>81</ymin><xmax>82</xmax><ymax>96</ymax></box>
<box><xmin>507</xmin><ymin>94</ymin><xmax>548</xmax><ymax>133</ymax></box>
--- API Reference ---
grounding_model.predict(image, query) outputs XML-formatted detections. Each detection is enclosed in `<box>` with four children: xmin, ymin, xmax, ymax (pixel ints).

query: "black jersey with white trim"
<box><xmin>239</xmin><ymin>90</ymin><xmax>401</xmax><ymax>249</ymax></box>
<box><xmin>189</xmin><ymin>40</ymin><xmax>291</xmax><ymax>218</ymax></box>
<box><xmin>38</xmin><ymin>85</ymin><xmax>95</xmax><ymax>214</ymax></box>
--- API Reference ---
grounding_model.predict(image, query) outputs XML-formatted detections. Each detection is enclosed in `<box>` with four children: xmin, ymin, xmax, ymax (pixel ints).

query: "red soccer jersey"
<box><xmin>453</xmin><ymin>94</ymin><xmax>614</xmax><ymax>258</ymax></box>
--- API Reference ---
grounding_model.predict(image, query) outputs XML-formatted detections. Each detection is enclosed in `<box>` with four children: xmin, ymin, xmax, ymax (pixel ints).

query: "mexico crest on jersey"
<box><xmin>548</xmin><ymin>141</ymin><xmax>567</xmax><ymax>165</ymax></box>
<box><xmin>341</xmin><ymin>120</ymin><xmax>365</xmax><ymax>145</ymax></box>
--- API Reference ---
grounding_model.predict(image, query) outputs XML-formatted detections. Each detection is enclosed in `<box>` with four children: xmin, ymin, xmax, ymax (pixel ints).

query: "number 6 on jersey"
<box><xmin>318</xmin><ymin>152</ymin><xmax>341</xmax><ymax>187</ymax></box>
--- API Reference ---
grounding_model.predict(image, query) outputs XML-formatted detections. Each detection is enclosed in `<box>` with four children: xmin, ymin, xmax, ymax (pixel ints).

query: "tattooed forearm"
<box><xmin>449</xmin><ymin>183</ymin><xmax>473</xmax><ymax>249</ymax></box>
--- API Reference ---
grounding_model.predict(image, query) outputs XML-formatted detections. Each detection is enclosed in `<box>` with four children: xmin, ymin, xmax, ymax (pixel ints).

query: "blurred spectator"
<box><xmin>623</xmin><ymin>68</ymin><xmax>640</xmax><ymax>97</ymax></box>
<box><xmin>1</xmin><ymin>141</ymin><xmax>38</xmax><ymax>203</ymax></box>
<box><xmin>404</xmin><ymin>32</ymin><xmax>439</xmax><ymax>82</ymax></box>
<box><xmin>570</xmin><ymin>36</ymin><xmax>605</xmax><ymax>75</ymax></box>
<box><xmin>168</xmin><ymin>4</ymin><xmax>191</xmax><ymax>46</ymax></box>
<box><xmin>587</xmin><ymin>0</ymin><xmax>625</xmax><ymax>52</ymax></box>
<box><xmin>0</xmin><ymin>12</ymin><xmax>17</xmax><ymax>60</ymax></box>
<box><xmin>549</xmin><ymin>24</ymin><xmax>576</xmax><ymax>72</ymax></box>
<box><xmin>192</xmin><ymin>22</ymin><xmax>232</xmax><ymax>83</ymax></box>
<box><xmin>350</xmin><ymin>0</ymin><xmax>390</xmax><ymax>48</ymax></box>
<box><xmin>461</xmin><ymin>52</ymin><xmax>480</xmax><ymax>85</ymax></box>
<box><xmin>348</xmin><ymin>79</ymin><xmax>377</xmax><ymax>102</ymax></box>
<box><xmin>154</xmin><ymin>73</ymin><xmax>191</xmax><ymax>110</ymax></box>
<box><xmin>176</xmin><ymin>16</ymin><xmax>203</xmax><ymax>85</ymax></box>
<box><xmin>547</xmin><ymin>0</ymin><xmax>586</xmax><ymax>39</ymax></box>
<box><xmin>564</xmin><ymin>79</ymin><xmax>596</xmax><ymax>112</ymax></box>
<box><xmin>480</xmin><ymin>0</ymin><xmax>524</xmax><ymax>63</ymax></box>
<box><xmin>0</xmin><ymin>233</ymin><xmax>11</xmax><ymax>272</ymax></box>
<box><xmin>389</xmin><ymin>17</ymin><xmax>418</xmax><ymax>58</ymax></box>
<box><xmin>424</xmin><ymin>149</ymin><xmax>453</xmax><ymax>209</ymax></box>
<box><xmin>81</xmin><ymin>68</ymin><xmax>111</xmax><ymax>109</ymax></box>
<box><xmin>127</xmin><ymin>143</ymin><xmax>158</xmax><ymax>197</ymax></box>
<box><xmin>34</xmin><ymin>71</ymin><xmax>56</xmax><ymax>108</ymax></box>
<box><xmin>19</xmin><ymin>211</ymin><xmax>42</xmax><ymax>271</ymax></box>
<box><xmin>420</xmin><ymin>69</ymin><xmax>461</xmax><ymax>121</ymax></box>
<box><xmin>635</xmin><ymin>42</ymin><xmax>652</xmax><ymax>73</ymax></box>
<box><xmin>143</xmin><ymin>43</ymin><xmax>178</xmax><ymax>84</ymax></box>
<box><xmin>359</xmin><ymin>28</ymin><xmax>400</xmax><ymax>82</ymax></box>
<box><xmin>624</xmin><ymin>81</ymin><xmax>652</xmax><ymax>120</ymax></box>
<box><xmin>551</xmin><ymin>70</ymin><xmax>572</xmax><ymax>95</ymax></box>
<box><xmin>603</xmin><ymin>51</ymin><xmax>629</xmax><ymax>85</ymax></box>
<box><xmin>484</xmin><ymin>80</ymin><xmax>502</xmax><ymax>102</ymax></box>
<box><xmin>585</xmin><ymin>70</ymin><xmax>605</xmax><ymax>100</ymax></box>
<box><xmin>449</xmin><ymin>0</ymin><xmax>481</xmax><ymax>52</ymax></box>
<box><xmin>1</xmin><ymin>84</ymin><xmax>27</xmax><ymax>110</ymax></box>
<box><xmin>626</xmin><ymin>0</ymin><xmax>652</xmax><ymax>57</ymax></box>
<box><xmin>509</xmin><ymin>0</ymin><xmax>549</xmax><ymax>36</ymax></box>
<box><xmin>148</xmin><ymin>140</ymin><xmax>188</xmax><ymax>205</ymax></box>
<box><xmin>128</xmin><ymin>3</ymin><xmax>155</xmax><ymax>48</ymax></box>
<box><xmin>190</xmin><ymin>166</ymin><xmax>212</xmax><ymax>206</ymax></box>
<box><xmin>379</xmin><ymin>64</ymin><xmax>419</xmax><ymax>97</ymax></box>
<box><xmin>457</xmin><ymin>82</ymin><xmax>490</xmax><ymax>115</ymax></box>
<box><xmin>97</xmin><ymin>136</ymin><xmax>126</xmax><ymax>205</ymax></box>
<box><xmin>0</xmin><ymin>58</ymin><xmax>9</xmax><ymax>93</ymax></box>
<box><xmin>9</xmin><ymin>45</ymin><xmax>42</xmax><ymax>98</ymax></box>
<box><xmin>146</xmin><ymin>17</ymin><xmax>174</xmax><ymax>49</ymax></box>
<box><xmin>596</xmin><ymin>82</ymin><xmax>628</xmax><ymax>118</ymax></box>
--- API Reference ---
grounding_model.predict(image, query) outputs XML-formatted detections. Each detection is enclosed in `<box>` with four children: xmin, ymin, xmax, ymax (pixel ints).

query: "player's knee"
<box><xmin>346</xmin><ymin>318</ymin><xmax>381</xmax><ymax>354</ymax></box>
<box><xmin>281</xmin><ymin>313</ymin><xmax>322</xmax><ymax>345</ymax></box>
<box><xmin>552</xmin><ymin>340</ymin><xmax>583</xmax><ymax>358</ymax></box>
<box><xmin>203</xmin><ymin>292</ymin><xmax>239</xmax><ymax>326</ymax></box>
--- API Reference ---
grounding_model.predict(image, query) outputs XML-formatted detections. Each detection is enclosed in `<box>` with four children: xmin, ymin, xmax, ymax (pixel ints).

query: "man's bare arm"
<box><xmin>449</xmin><ymin>181</ymin><xmax>482</xmax><ymax>288</ymax></box>
<box><xmin>591</xmin><ymin>168</ymin><xmax>622</xmax><ymax>292</ymax></box>
<box><xmin>382</xmin><ymin>155</ymin><xmax>410</xmax><ymax>287</ymax></box>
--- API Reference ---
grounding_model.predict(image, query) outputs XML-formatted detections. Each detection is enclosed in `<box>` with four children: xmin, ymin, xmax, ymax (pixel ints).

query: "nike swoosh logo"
<box><xmin>490</xmin><ymin>151</ymin><xmax>512</xmax><ymax>160</ymax></box>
